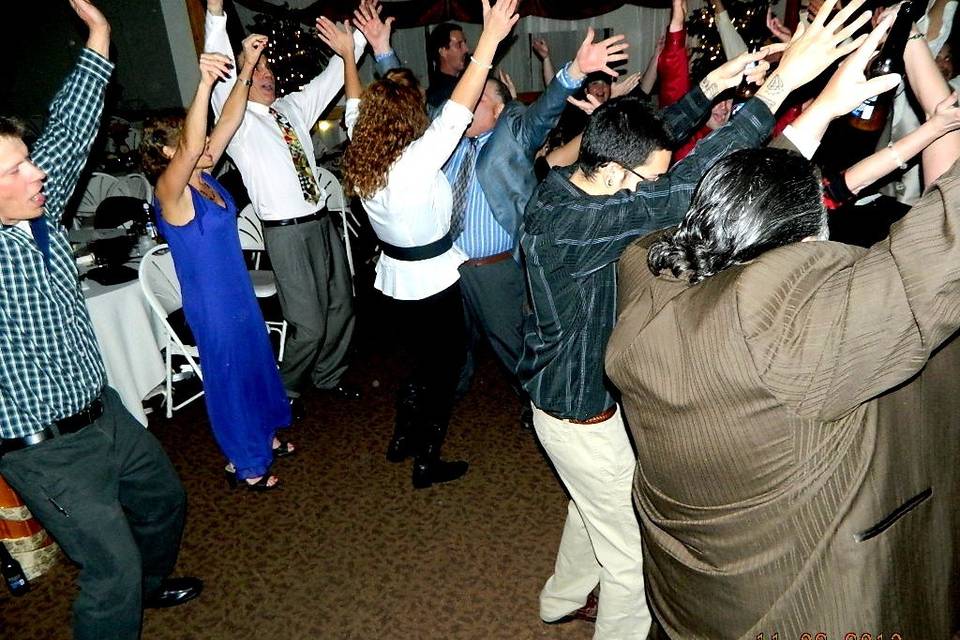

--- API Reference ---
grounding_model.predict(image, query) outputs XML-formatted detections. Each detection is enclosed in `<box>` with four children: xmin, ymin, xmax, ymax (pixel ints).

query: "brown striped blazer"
<box><xmin>605</xmin><ymin>157</ymin><xmax>960</xmax><ymax>639</ymax></box>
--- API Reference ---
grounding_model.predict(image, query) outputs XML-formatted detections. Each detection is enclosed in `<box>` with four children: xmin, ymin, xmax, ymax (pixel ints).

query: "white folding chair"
<box><xmin>138</xmin><ymin>245</ymin><xmax>204</xmax><ymax>418</ymax></box>
<box><xmin>237</xmin><ymin>204</ymin><xmax>288</xmax><ymax>361</ymax></box>
<box><xmin>315</xmin><ymin>166</ymin><xmax>356</xmax><ymax>294</ymax></box>
<box><xmin>76</xmin><ymin>172</ymin><xmax>120</xmax><ymax>228</ymax></box>
<box><xmin>119</xmin><ymin>173</ymin><xmax>153</xmax><ymax>203</ymax></box>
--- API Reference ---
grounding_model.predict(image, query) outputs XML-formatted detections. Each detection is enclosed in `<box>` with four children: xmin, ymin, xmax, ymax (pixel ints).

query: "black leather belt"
<box><xmin>0</xmin><ymin>396</ymin><xmax>105</xmax><ymax>455</ymax></box>
<box><xmin>380</xmin><ymin>233</ymin><xmax>453</xmax><ymax>261</ymax></box>
<box><xmin>261</xmin><ymin>210</ymin><xmax>326</xmax><ymax>228</ymax></box>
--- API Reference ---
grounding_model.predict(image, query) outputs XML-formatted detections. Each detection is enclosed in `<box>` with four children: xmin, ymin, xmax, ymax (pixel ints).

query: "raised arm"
<box><xmin>204</xmin><ymin>0</ymin><xmax>236</xmax><ymax>117</ymax></box>
<box><xmin>207</xmin><ymin>34</ymin><xmax>266</xmax><ymax>167</ymax></box>
<box><xmin>640</xmin><ymin>36</ymin><xmax>665</xmax><ymax>96</ymax></box>
<box><xmin>31</xmin><ymin>0</ymin><xmax>113</xmax><ymax>226</ymax></box>
<box><xmin>658</xmin><ymin>0</ymin><xmax>691</xmax><ymax>107</ymax></box>
<box><xmin>901</xmin><ymin>18</ymin><xmax>960</xmax><ymax>186</ymax></box>
<box><xmin>713</xmin><ymin>0</ymin><xmax>749</xmax><ymax>58</ymax></box>
<box><xmin>275</xmin><ymin>3</ymin><xmax>369</xmax><ymax>127</ymax></box>
<box><xmin>353</xmin><ymin>0</ymin><xmax>401</xmax><ymax>75</ymax></box>
<box><xmin>516</xmin><ymin>28</ymin><xmax>629</xmax><ymax>154</ymax></box>
<box><xmin>447</xmin><ymin>0</ymin><xmax>519</xmax><ymax>110</ymax></box>
<box><xmin>316</xmin><ymin>18</ymin><xmax>362</xmax><ymax>100</ymax></box>
<box><xmin>532</xmin><ymin>37</ymin><xmax>555</xmax><ymax>89</ymax></box>
<box><xmin>154</xmin><ymin>54</ymin><xmax>232</xmax><ymax>225</ymax></box>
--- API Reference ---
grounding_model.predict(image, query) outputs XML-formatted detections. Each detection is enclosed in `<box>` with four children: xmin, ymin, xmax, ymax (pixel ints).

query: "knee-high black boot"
<box><xmin>387</xmin><ymin>382</ymin><xmax>420</xmax><ymax>463</ymax></box>
<box><xmin>411</xmin><ymin>417</ymin><xmax>468</xmax><ymax>489</ymax></box>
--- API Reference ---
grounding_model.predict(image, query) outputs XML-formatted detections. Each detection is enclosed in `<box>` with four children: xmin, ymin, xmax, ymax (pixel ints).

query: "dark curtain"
<box><xmin>230</xmin><ymin>0</ymin><xmax>668</xmax><ymax>27</ymax></box>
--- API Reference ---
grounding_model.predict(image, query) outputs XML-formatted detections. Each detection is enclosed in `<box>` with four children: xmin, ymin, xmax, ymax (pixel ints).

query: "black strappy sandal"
<box><xmin>272</xmin><ymin>438</ymin><xmax>296</xmax><ymax>459</ymax></box>
<box><xmin>224</xmin><ymin>466</ymin><xmax>282</xmax><ymax>491</ymax></box>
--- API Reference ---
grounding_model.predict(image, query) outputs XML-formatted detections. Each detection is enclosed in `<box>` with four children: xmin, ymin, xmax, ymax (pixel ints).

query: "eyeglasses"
<box><xmin>622</xmin><ymin>165</ymin><xmax>659</xmax><ymax>182</ymax></box>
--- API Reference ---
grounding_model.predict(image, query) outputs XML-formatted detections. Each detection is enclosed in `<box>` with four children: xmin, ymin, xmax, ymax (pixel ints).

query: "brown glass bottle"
<box><xmin>848</xmin><ymin>0</ymin><xmax>919</xmax><ymax>132</ymax></box>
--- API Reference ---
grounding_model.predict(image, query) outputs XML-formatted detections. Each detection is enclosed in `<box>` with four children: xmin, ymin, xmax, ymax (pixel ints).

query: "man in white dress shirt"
<box><xmin>204</xmin><ymin>0</ymin><xmax>395</xmax><ymax>407</ymax></box>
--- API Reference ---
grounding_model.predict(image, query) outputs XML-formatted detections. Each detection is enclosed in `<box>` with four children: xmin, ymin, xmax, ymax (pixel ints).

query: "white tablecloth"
<box><xmin>83</xmin><ymin>276</ymin><xmax>165</xmax><ymax>426</ymax></box>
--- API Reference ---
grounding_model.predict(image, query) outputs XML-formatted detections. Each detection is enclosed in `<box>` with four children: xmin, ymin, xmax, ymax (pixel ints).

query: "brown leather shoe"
<box><xmin>544</xmin><ymin>590</ymin><xmax>598</xmax><ymax>625</ymax></box>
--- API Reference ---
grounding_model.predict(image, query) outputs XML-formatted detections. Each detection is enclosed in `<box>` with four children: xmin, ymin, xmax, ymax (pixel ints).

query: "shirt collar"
<box><xmin>247</xmin><ymin>100</ymin><xmax>272</xmax><ymax>115</ymax></box>
<box><xmin>468</xmin><ymin>129</ymin><xmax>495</xmax><ymax>147</ymax></box>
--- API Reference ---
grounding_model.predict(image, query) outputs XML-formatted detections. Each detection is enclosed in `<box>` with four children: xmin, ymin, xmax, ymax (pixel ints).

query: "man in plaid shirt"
<box><xmin>0</xmin><ymin>2</ymin><xmax>200</xmax><ymax>637</ymax></box>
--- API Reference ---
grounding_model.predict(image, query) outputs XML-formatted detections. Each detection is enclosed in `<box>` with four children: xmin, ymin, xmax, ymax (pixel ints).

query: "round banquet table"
<box><xmin>82</xmin><ymin>275</ymin><xmax>165</xmax><ymax>426</ymax></box>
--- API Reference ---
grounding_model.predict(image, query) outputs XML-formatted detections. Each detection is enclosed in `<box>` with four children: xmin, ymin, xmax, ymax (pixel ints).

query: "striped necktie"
<box><xmin>449</xmin><ymin>138</ymin><xmax>477</xmax><ymax>240</ymax></box>
<box><xmin>269</xmin><ymin>106</ymin><xmax>322</xmax><ymax>205</ymax></box>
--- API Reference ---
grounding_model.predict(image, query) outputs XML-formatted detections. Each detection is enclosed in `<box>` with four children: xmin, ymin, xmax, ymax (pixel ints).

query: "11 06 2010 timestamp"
<box><xmin>755</xmin><ymin>634</ymin><xmax>903</xmax><ymax>639</ymax></box>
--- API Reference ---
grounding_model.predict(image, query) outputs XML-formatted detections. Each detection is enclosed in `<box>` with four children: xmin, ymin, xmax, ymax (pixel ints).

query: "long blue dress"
<box><xmin>155</xmin><ymin>173</ymin><xmax>291</xmax><ymax>480</ymax></box>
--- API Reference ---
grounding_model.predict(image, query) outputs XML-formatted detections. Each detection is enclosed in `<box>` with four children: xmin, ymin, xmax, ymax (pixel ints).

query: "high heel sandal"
<box><xmin>224</xmin><ymin>467</ymin><xmax>282</xmax><ymax>491</ymax></box>
<box><xmin>272</xmin><ymin>438</ymin><xmax>296</xmax><ymax>459</ymax></box>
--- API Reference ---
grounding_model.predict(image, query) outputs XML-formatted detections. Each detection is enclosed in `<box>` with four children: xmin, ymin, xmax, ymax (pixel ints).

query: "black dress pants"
<box><xmin>390</xmin><ymin>282</ymin><xmax>467</xmax><ymax>431</ymax></box>
<box><xmin>0</xmin><ymin>388</ymin><xmax>186</xmax><ymax>640</ymax></box>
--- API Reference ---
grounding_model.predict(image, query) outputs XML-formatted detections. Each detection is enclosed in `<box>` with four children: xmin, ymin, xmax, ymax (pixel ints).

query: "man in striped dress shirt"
<box><xmin>0</xmin><ymin>2</ymin><xmax>199</xmax><ymax>638</ymax></box>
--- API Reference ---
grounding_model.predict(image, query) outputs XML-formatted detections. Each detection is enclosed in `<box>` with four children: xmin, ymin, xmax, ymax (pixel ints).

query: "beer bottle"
<box><xmin>0</xmin><ymin>542</ymin><xmax>29</xmax><ymax>597</ymax></box>
<box><xmin>848</xmin><ymin>0</ymin><xmax>921</xmax><ymax>132</ymax></box>
<box><xmin>733</xmin><ymin>39</ymin><xmax>764</xmax><ymax>115</ymax></box>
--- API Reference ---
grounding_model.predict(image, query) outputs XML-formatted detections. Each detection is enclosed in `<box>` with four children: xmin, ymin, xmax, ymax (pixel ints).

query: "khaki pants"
<box><xmin>532</xmin><ymin>403</ymin><xmax>652</xmax><ymax>640</ymax></box>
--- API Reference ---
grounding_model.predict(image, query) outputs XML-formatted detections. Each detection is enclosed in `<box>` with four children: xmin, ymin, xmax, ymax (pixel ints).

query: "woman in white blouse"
<box><xmin>317</xmin><ymin>0</ymin><xmax>519</xmax><ymax>489</ymax></box>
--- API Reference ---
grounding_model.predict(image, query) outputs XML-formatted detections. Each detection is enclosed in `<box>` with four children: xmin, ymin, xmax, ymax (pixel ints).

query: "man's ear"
<box><xmin>494</xmin><ymin>102</ymin><xmax>506</xmax><ymax>119</ymax></box>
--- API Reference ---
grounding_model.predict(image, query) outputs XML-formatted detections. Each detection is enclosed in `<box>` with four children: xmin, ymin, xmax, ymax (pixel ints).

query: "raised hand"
<box><xmin>571</xmin><ymin>27</ymin><xmax>629</xmax><ymax>79</ymax></box>
<box><xmin>241</xmin><ymin>34</ymin><xmax>268</xmax><ymax>68</ymax></box>
<box><xmin>497</xmin><ymin>68</ymin><xmax>518</xmax><ymax>99</ymax></box>
<box><xmin>767</xmin><ymin>7</ymin><xmax>793</xmax><ymax>43</ymax></box>
<box><xmin>353</xmin><ymin>0</ymin><xmax>395</xmax><ymax>54</ymax></box>
<box><xmin>702</xmin><ymin>44</ymin><xmax>784</xmax><ymax>98</ymax></box>
<box><xmin>670</xmin><ymin>0</ymin><xmax>687</xmax><ymax>31</ymax></box>
<box><xmin>611</xmin><ymin>71</ymin><xmax>642</xmax><ymax>98</ymax></box>
<box><xmin>801</xmin><ymin>14</ymin><xmax>900</xmax><ymax>122</ymax></box>
<box><xmin>69</xmin><ymin>0</ymin><xmax>110</xmax><ymax>56</ymax></box>
<box><xmin>773</xmin><ymin>0</ymin><xmax>874</xmax><ymax>94</ymax></box>
<box><xmin>316</xmin><ymin>17</ymin><xmax>355</xmax><ymax>59</ymax></box>
<box><xmin>566</xmin><ymin>93</ymin><xmax>603</xmax><ymax>115</ymax></box>
<box><xmin>531</xmin><ymin>36</ymin><xmax>550</xmax><ymax>60</ymax></box>
<box><xmin>481</xmin><ymin>0</ymin><xmax>520</xmax><ymax>43</ymax></box>
<box><xmin>199</xmin><ymin>52</ymin><xmax>233</xmax><ymax>87</ymax></box>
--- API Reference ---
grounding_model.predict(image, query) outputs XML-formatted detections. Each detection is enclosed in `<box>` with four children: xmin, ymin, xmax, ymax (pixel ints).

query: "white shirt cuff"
<box><xmin>782</xmin><ymin>124</ymin><xmax>820</xmax><ymax>160</ymax></box>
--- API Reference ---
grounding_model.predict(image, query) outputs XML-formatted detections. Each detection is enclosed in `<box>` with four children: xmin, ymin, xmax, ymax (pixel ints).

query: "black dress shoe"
<box><xmin>412</xmin><ymin>459</ymin><xmax>468</xmax><ymax>489</ymax></box>
<box><xmin>319</xmin><ymin>383</ymin><xmax>361</xmax><ymax>400</ymax></box>
<box><xmin>144</xmin><ymin>577</ymin><xmax>203</xmax><ymax>609</ymax></box>
<box><xmin>288</xmin><ymin>397</ymin><xmax>305</xmax><ymax>422</ymax></box>
<box><xmin>520</xmin><ymin>406</ymin><xmax>534</xmax><ymax>431</ymax></box>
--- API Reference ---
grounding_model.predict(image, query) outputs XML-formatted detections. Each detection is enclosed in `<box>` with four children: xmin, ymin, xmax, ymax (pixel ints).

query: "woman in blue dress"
<box><xmin>140</xmin><ymin>36</ymin><xmax>292</xmax><ymax>490</ymax></box>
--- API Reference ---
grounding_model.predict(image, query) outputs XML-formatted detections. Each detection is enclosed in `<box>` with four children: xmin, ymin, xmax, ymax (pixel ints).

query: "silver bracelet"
<box><xmin>469</xmin><ymin>56</ymin><xmax>493</xmax><ymax>70</ymax></box>
<box><xmin>887</xmin><ymin>142</ymin><xmax>908</xmax><ymax>170</ymax></box>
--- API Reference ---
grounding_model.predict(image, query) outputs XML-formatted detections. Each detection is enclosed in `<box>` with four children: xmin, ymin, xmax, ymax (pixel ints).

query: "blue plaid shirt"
<box><xmin>518</xmin><ymin>96</ymin><xmax>775</xmax><ymax>420</ymax></box>
<box><xmin>0</xmin><ymin>49</ymin><xmax>112</xmax><ymax>439</ymax></box>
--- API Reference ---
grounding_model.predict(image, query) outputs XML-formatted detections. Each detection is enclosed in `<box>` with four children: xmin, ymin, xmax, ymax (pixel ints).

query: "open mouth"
<box><xmin>30</xmin><ymin>192</ymin><xmax>45</xmax><ymax>206</ymax></box>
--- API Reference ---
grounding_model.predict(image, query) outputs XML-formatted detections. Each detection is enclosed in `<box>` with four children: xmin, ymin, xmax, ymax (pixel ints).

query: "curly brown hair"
<box><xmin>342</xmin><ymin>69</ymin><xmax>430</xmax><ymax>198</ymax></box>
<box><xmin>139</xmin><ymin>116</ymin><xmax>183</xmax><ymax>184</ymax></box>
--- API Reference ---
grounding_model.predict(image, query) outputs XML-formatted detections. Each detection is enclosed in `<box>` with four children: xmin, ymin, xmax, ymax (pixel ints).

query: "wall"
<box><xmin>5</xmin><ymin>0</ymin><xmax>186</xmax><ymax>119</ymax></box>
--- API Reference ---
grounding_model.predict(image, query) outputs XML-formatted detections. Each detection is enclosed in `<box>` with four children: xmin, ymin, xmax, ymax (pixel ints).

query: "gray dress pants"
<box><xmin>456</xmin><ymin>256</ymin><xmax>526</xmax><ymax>395</ymax></box>
<box><xmin>0</xmin><ymin>388</ymin><xmax>186</xmax><ymax>640</ymax></box>
<box><xmin>263</xmin><ymin>214</ymin><xmax>355</xmax><ymax>395</ymax></box>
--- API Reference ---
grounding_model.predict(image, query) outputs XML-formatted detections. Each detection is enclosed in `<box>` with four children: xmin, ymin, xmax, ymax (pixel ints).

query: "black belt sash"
<box><xmin>380</xmin><ymin>233</ymin><xmax>453</xmax><ymax>262</ymax></box>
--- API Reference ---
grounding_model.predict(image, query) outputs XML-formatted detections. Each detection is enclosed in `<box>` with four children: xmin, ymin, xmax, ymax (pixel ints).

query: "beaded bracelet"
<box><xmin>469</xmin><ymin>56</ymin><xmax>493</xmax><ymax>70</ymax></box>
<box><xmin>887</xmin><ymin>142</ymin><xmax>908</xmax><ymax>170</ymax></box>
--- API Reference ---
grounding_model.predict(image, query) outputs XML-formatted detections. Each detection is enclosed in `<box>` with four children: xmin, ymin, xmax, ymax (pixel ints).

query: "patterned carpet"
<box><xmin>0</xmin><ymin>293</ymin><xmax>599</xmax><ymax>640</ymax></box>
